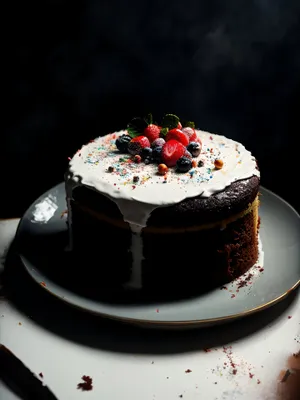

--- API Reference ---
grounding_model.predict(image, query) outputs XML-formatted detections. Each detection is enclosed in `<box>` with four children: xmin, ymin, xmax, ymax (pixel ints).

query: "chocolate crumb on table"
<box><xmin>39</xmin><ymin>372</ymin><xmax>43</xmax><ymax>378</ymax></box>
<box><xmin>77</xmin><ymin>375</ymin><xmax>93</xmax><ymax>391</ymax></box>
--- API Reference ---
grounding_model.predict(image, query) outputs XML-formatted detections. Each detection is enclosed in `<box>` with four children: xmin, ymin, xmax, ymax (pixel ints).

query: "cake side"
<box><xmin>70</xmin><ymin>175</ymin><xmax>259</xmax><ymax>228</ymax></box>
<box><xmin>69</xmin><ymin>194</ymin><xmax>260</xmax><ymax>292</ymax></box>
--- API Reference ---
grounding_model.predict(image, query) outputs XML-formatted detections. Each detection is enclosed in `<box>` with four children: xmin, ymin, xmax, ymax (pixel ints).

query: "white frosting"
<box><xmin>66</xmin><ymin>129</ymin><xmax>260</xmax><ymax>289</ymax></box>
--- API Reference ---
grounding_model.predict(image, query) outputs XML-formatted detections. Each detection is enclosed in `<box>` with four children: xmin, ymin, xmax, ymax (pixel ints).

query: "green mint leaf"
<box><xmin>145</xmin><ymin>113</ymin><xmax>153</xmax><ymax>125</ymax></box>
<box><xmin>127</xmin><ymin>117</ymin><xmax>148</xmax><ymax>135</ymax></box>
<box><xmin>127</xmin><ymin>127</ymin><xmax>140</xmax><ymax>138</ymax></box>
<box><xmin>160</xmin><ymin>127</ymin><xmax>169</xmax><ymax>137</ymax></box>
<box><xmin>162</xmin><ymin>114</ymin><xmax>180</xmax><ymax>129</ymax></box>
<box><xmin>183</xmin><ymin>121</ymin><xmax>195</xmax><ymax>129</ymax></box>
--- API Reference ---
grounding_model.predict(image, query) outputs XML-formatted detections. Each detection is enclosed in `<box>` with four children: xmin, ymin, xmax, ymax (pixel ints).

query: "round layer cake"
<box><xmin>66</xmin><ymin>118</ymin><xmax>260</xmax><ymax>295</ymax></box>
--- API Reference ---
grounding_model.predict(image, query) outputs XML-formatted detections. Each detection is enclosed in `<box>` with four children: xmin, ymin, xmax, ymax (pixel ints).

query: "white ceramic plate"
<box><xmin>16</xmin><ymin>183</ymin><xmax>300</xmax><ymax>328</ymax></box>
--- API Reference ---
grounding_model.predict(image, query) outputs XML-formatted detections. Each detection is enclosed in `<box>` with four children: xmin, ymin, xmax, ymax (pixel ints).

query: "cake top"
<box><xmin>66</xmin><ymin>114</ymin><xmax>259</xmax><ymax>227</ymax></box>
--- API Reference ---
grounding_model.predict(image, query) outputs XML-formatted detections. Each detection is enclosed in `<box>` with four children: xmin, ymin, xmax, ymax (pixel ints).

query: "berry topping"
<box><xmin>133</xmin><ymin>176</ymin><xmax>139</xmax><ymax>183</ymax></box>
<box><xmin>198</xmin><ymin>160</ymin><xmax>204</xmax><ymax>167</ymax></box>
<box><xmin>176</xmin><ymin>156</ymin><xmax>192</xmax><ymax>172</ymax></box>
<box><xmin>184</xmin><ymin>150</ymin><xmax>192</xmax><ymax>159</ymax></box>
<box><xmin>127</xmin><ymin>117</ymin><xmax>148</xmax><ymax>138</ymax></box>
<box><xmin>192</xmin><ymin>160</ymin><xmax>197</xmax><ymax>168</ymax></box>
<box><xmin>177</xmin><ymin>122</ymin><xmax>182</xmax><ymax>129</ymax></box>
<box><xmin>152</xmin><ymin>146</ymin><xmax>163</xmax><ymax>163</ymax></box>
<box><xmin>187</xmin><ymin>141</ymin><xmax>202</xmax><ymax>157</ymax></box>
<box><xmin>158</xmin><ymin>164</ymin><xmax>168</xmax><ymax>175</ymax></box>
<box><xmin>182</xmin><ymin>127</ymin><xmax>199</xmax><ymax>143</ymax></box>
<box><xmin>143</xmin><ymin>124</ymin><xmax>160</xmax><ymax>143</ymax></box>
<box><xmin>151</xmin><ymin>138</ymin><xmax>165</xmax><ymax>148</ymax></box>
<box><xmin>128</xmin><ymin>136</ymin><xmax>150</xmax><ymax>155</ymax></box>
<box><xmin>162</xmin><ymin>114</ymin><xmax>180</xmax><ymax>130</ymax></box>
<box><xmin>115</xmin><ymin>134</ymin><xmax>131</xmax><ymax>153</ymax></box>
<box><xmin>161</xmin><ymin>140</ymin><xmax>185</xmax><ymax>167</ymax></box>
<box><xmin>166</xmin><ymin>129</ymin><xmax>189</xmax><ymax>147</ymax></box>
<box><xmin>134</xmin><ymin>154</ymin><xmax>142</xmax><ymax>163</ymax></box>
<box><xmin>214</xmin><ymin>159</ymin><xmax>224</xmax><ymax>169</ymax></box>
<box><xmin>108</xmin><ymin>166</ymin><xmax>115</xmax><ymax>173</ymax></box>
<box><xmin>141</xmin><ymin>147</ymin><xmax>152</xmax><ymax>160</ymax></box>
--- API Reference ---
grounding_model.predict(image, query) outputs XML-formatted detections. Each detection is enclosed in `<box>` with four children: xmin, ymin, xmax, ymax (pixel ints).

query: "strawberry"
<box><xmin>177</xmin><ymin>122</ymin><xmax>182</xmax><ymax>129</ymax></box>
<box><xmin>182</xmin><ymin>127</ymin><xmax>199</xmax><ymax>143</ymax></box>
<box><xmin>161</xmin><ymin>140</ymin><xmax>186</xmax><ymax>167</ymax></box>
<box><xmin>128</xmin><ymin>136</ymin><xmax>151</xmax><ymax>155</ymax></box>
<box><xmin>166</xmin><ymin>129</ymin><xmax>189</xmax><ymax>147</ymax></box>
<box><xmin>143</xmin><ymin>124</ymin><xmax>160</xmax><ymax>143</ymax></box>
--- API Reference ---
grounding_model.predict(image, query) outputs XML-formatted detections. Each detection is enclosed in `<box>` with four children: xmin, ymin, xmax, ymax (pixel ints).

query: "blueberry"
<box><xmin>187</xmin><ymin>141</ymin><xmax>201</xmax><ymax>157</ymax></box>
<box><xmin>116</xmin><ymin>134</ymin><xmax>131</xmax><ymax>153</ymax></box>
<box><xmin>141</xmin><ymin>147</ymin><xmax>152</xmax><ymax>160</ymax></box>
<box><xmin>176</xmin><ymin>157</ymin><xmax>192</xmax><ymax>173</ymax></box>
<box><xmin>144</xmin><ymin>157</ymin><xmax>151</xmax><ymax>165</ymax></box>
<box><xmin>152</xmin><ymin>146</ymin><xmax>163</xmax><ymax>163</ymax></box>
<box><xmin>184</xmin><ymin>150</ymin><xmax>192</xmax><ymax>159</ymax></box>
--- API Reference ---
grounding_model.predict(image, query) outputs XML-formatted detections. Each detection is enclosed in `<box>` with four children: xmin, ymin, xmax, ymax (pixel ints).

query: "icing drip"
<box><xmin>124</xmin><ymin>224</ymin><xmax>144</xmax><ymax>289</ymax></box>
<box><xmin>66</xmin><ymin>130</ymin><xmax>260</xmax><ymax>289</ymax></box>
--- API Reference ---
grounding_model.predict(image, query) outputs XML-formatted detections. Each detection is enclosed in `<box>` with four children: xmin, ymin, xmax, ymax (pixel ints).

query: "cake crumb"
<box><xmin>77</xmin><ymin>375</ymin><xmax>93</xmax><ymax>391</ymax></box>
<box><xmin>39</xmin><ymin>372</ymin><xmax>44</xmax><ymax>378</ymax></box>
<box><xmin>204</xmin><ymin>348</ymin><xmax>212</xmax><ymax>353</ymax></box>
<box><xmin>185</xmin><ymin>369</ymin><xmax>192</xmax><ymax>373</ymax></box>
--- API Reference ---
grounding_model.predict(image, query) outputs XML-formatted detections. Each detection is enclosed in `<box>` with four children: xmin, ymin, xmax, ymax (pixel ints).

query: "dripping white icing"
<box><xmin>66</xmin><ymin>129</ymin><xmax>260</xmax><ymax>289</ymax></box>
<box><xmin>123</xmin><ymin>224</ymin><xmax>144</xmax><ymax>289</ymax></box>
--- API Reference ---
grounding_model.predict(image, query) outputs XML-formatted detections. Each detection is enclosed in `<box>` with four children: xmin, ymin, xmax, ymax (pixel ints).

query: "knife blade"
<box><xmin>0</xmin><ymin>344</ymin><xmax>58</xmax><ymax>400</ymax></box>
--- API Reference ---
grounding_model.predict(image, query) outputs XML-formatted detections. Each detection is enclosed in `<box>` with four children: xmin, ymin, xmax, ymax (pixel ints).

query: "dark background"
<box><xmin>2</xmin><ymin>0</ymin><xmax>300</xmax><ymax>218</ymax></box>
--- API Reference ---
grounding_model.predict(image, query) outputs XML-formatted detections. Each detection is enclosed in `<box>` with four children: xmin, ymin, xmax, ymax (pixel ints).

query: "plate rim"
<box><xmin>16</xmin><ymin>183</ymin><xmax>300</xmax><ymax>327</ymax></box>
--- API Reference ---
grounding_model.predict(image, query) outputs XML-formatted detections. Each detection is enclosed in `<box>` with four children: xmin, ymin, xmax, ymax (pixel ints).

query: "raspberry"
<box><xmin>161</xmin><ymin>140</ymin><xmax>185</xmax><ymax>167</ymax></box>
<box><xmin>182</xmin><ymin>127</ymin><xmax>199</xmax><ymax>143</ymax></box>
<box><xmin>128</xmin><ymin>136</ymin><xmax>150</xmax><ymax>155</ymax></box>
<box><xmin>151</xmin><ymin>138</ymin><xmax>165</xmax><ymax>148</ymax></box>
<box><xmin>166</xmin><ymin>129</ymin><xmax>189</xmax><ymax>147</ymax></box>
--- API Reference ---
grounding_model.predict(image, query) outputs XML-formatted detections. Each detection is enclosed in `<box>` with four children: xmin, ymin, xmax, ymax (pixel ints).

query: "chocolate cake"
<box><xmin>65</xmin><ymin>114</ymin><xmax>260</xmax><ymax>294</ymax></box>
